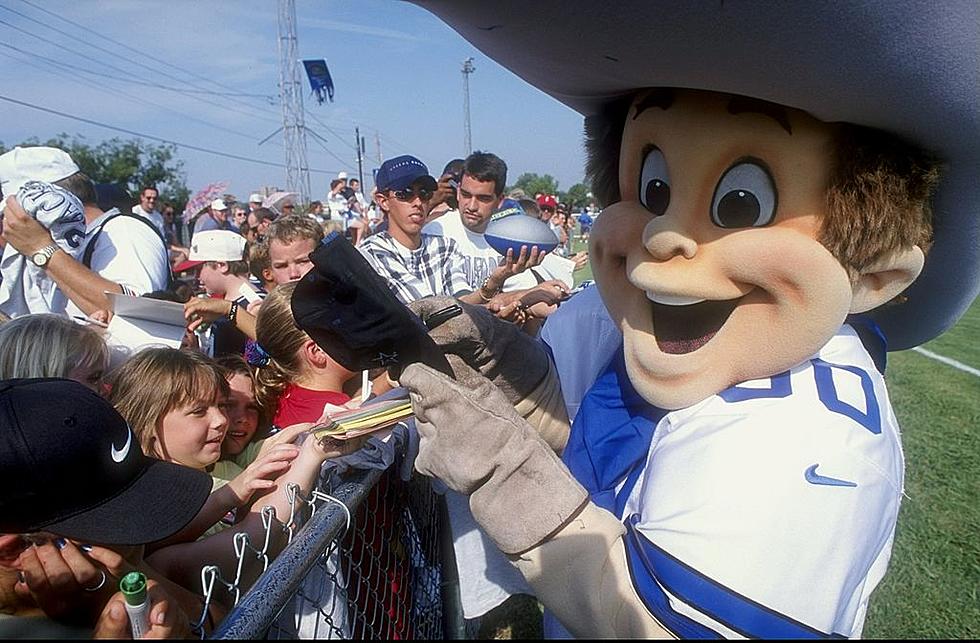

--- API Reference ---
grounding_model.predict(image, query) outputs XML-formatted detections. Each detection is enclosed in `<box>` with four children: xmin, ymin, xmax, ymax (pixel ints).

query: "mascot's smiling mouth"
<box><xmin>647</xmin><ymin>294</ymin><xmax>742</xmax><ymax>354</ymax></box>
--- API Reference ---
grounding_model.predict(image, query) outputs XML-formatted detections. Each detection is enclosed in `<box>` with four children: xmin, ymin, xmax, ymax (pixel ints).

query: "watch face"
<box><xmin>31</xmin><ymin>252</ymin><xmax>46</xmax><ymax>267</ymax></box>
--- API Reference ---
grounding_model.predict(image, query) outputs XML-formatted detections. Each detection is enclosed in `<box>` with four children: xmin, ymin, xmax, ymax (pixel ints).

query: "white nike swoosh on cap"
<box><xmin>111</xmin><ymin>429</ymin><xmax>133</xmax><ymax>463</ymax></box>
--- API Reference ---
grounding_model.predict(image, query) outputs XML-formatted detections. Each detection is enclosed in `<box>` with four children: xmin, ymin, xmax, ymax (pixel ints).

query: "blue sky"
<box><xmin>0</xmin><ymin>0</ymin><xmax>587</xmax><ymax>201</ymax></box>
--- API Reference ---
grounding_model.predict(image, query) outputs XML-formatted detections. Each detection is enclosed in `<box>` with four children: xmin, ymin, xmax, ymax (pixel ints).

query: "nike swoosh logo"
<box><xmin>804</xmin><ymin>464</ymin><xmax>857</xmax><ymax>487</ymax></box>
<box><xmin>111</xmin><ymin>429</ymin><xmax>133</xmax><ymax>463</ymax></box>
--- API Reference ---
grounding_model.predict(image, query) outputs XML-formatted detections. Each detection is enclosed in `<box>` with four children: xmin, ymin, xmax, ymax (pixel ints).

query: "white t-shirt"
<box><xmin>423</xmin><ymin>210</ymin><xmax>576</xmax><ymax>291</ymax></box>
<box><xmin>423</xmin><ymin>210</ymin><xmax>500</xmax><ymax>291</ymax></box>
<box><xmin>66</xmin><ymin>208</ymin><xmax>169</xmax><ymax>317</ymax></box>
<box><xmin>326</xmin><ymin>192</ymin><xmax>349</xmax><ymax>220</ymax></box>
<box><xmin>131</xmin><ymin>204</ymin><xmax>165</xmax><ymax>236</ymax></box>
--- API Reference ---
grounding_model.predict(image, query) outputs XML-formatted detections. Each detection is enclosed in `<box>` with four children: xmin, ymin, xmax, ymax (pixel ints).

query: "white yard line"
<box><xmin>911</xmin><ymin>347</ymin><xmax>980</xmax><ymax>378</ymax></box>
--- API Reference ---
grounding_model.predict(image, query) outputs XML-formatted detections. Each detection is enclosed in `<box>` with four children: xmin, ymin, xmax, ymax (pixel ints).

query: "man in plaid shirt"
<box><xmin>359</xmin><ymin>155</ymin><xmax>514</xmax><ymax>306</ymax></box>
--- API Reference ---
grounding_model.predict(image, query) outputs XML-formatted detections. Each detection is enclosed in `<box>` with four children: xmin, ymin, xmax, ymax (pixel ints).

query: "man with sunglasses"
<box><xmin>131</xmin><ymin>185</ymin><xmax>165</xmax><ymax>236</ymax></box>
<box><xmin>359</xmin><ymin>155</ymin><xmax>519</xmax><ymax>308</ymax></box>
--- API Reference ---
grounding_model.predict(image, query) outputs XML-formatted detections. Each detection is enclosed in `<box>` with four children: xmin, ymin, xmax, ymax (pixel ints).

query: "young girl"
<box><xmin>214</xmin><ymin>354</ymin><xmax>266</xmax><ymax>462</ymax></box>
<box><xmin>213</xmin><ymin>354</ymin><xmax>310</xmax><ymax>481</ymax></box>
<box><xmin>256</xmin><ymin>284</ymin><xmax>410</xmax><ymax>637</ymax></box>
<box><xmin>107</xmin><ymin>348</ymin><xmax>337</xmax><ymax>595</ymax></box>
<box><xmin>254</xmin><ymin>282</ymin><xmax>358</xmax><ymax>426</ymax></box>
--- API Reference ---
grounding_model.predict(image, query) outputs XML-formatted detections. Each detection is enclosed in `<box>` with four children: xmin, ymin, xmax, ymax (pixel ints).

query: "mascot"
<box><xmin>398</xmin><ymin>1</ymin><xmax>978</xmax><ymax>638</ymax></box>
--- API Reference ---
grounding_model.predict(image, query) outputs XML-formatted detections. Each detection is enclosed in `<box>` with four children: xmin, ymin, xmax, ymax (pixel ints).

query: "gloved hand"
<box><xmin>407</xmin><ymin>295</ymin><xmax>547</xmax><ymax>403</ymax></box>
<box><xmin>400</xmin><ymin>363</ymin><xmax>587</xmax><ymax>554</ymax></box>
<box><xmin>408</xmin><ymin>296</ymin><xmax>570</xmax><ymax>452</ymax></box>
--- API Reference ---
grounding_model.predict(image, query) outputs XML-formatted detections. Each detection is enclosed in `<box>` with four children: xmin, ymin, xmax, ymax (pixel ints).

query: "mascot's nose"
<box><xmin>643</xmin><ymin>214</ymin><xmax>698</xmax><ymax>261</ymax></box>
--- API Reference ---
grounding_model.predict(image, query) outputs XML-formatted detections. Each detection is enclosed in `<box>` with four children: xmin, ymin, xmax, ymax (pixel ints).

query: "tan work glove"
<box><xmin>400</xmin><ymin>363</ymin><xmax>587</xmax><ymax>554</ymax></box>
<box><xmin>408</xmin><ymin>296</ymin><xmax>570</xmax><ymax>452</ymax></box>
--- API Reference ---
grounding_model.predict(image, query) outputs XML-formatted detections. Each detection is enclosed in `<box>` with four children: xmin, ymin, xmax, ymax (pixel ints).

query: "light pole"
<box><xmin>462</xmin><ymin>57</ymin><xmax>475</xmax><ymax>155</ymax></box>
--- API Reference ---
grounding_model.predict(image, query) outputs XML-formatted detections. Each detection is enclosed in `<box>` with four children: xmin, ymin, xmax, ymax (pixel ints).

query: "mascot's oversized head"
<box><xmin>414</xmin><ymin>0</ymin><xmax>979</xmax><ymax>408</ymax></box>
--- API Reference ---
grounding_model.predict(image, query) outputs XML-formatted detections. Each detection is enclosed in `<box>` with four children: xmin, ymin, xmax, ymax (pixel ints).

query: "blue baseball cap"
<box><xmin>375</xmin><ymin>155</ymin><xmax>437</xmax><ymax>193</ymax></box>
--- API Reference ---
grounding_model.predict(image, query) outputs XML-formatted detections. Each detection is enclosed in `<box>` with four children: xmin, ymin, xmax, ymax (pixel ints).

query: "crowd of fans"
<box><xmin>0</xmin><ymin>144</ymin><xmax>594</xmax><ymax>637</ymax></box>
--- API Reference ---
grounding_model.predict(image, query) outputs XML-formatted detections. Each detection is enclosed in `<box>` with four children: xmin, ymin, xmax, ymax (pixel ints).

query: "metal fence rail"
<box><xmin>209</xmin><ymin>452</ymin><xmax>458</xmax><ymax>639</ymax></box>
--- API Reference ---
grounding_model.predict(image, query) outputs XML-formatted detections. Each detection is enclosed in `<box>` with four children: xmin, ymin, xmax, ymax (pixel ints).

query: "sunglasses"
<box><xmin>392</xmin><ymin>188</ymin><xmax>433</xmax><ymax>202</ymax></box>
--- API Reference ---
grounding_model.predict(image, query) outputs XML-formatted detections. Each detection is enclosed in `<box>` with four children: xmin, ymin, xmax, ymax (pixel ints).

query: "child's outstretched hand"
<box><xmin>226</xmin><ymin>443</ymin><xmax>300</xmax><ymax>505</ymax></box>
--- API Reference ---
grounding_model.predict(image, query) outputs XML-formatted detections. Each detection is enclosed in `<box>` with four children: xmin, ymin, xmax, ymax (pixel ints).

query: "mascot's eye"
<box><xmin>710</xmin><ymin>161</ymin><xmax>777</xmax><ymax>228</ymax></box>
<box><xmin>638</xmin><ymin>147</ymin><xmax>670</xmax><ymax>216</ymax></box>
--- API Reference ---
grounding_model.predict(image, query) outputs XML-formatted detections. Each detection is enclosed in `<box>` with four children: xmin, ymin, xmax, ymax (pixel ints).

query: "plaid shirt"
<box><xmin>358</xmin><ymin>231</ymin><xmax>473</xmax><ymax>304</ymax></box>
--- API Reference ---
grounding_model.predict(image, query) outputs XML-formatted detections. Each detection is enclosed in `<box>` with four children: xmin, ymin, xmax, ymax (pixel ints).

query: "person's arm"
<box><xmin>149</xmin><ymin>445</ymin><xmax>299</xmax><ymax>548</ymax></box>
<box><xmin>145</xmin><ymin>428</ymin><xmax>345</xmax><ymax>597</ymax></box>
<box><xmin>184</xmin><ymin>298</ymin><xmax>257</xmax><ymax>340</ymax></box>
<box><xmin>1</xmin><ymin>196</ymin><xmax>123</xmax><ymax>314</ymax></box>
<box><xmin>456</xmin><ymin>245</ymin><xmax>547</xmax><ymax>307</ymax></box>
<box><xmin>397</xmin><ymin>364</ymin><xmax>675</xmax><ymax>638</ymax></box>
<box><xmin>40</xmin><ymin>249</ymin><xmax>124</xmax><ymax>314</ymax></box>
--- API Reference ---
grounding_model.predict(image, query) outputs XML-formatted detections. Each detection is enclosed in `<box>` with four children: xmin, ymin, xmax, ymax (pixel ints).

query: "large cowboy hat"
<box><xmin>413</xmin><ymin>0</ymin><xmax>979</xmax><ymax>350</ymax></box>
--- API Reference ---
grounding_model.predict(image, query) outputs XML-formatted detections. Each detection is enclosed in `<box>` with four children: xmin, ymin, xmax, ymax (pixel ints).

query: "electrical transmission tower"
<box><xmin>277</xmin><ymin>0</ymin><xmax>311</xmax><ymax>202</ymax></box>
<box><xmin>462</xmin><ymin>57</ymin><xmax>475</xmax><ymax>155</ymax></box>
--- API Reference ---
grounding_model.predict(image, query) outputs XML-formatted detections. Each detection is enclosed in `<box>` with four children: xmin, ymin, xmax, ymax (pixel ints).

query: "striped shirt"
<box><xmin>358</xmin><ymin>231</ymin><xmax>473</xmax><ymax>304</ymax></box>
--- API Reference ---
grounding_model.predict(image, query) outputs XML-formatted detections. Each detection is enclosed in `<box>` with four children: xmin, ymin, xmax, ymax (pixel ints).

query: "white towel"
<box><xmin>0</xmin><ymin>181</ymin><xmax>86</xmax><ymax>317</ymax></box>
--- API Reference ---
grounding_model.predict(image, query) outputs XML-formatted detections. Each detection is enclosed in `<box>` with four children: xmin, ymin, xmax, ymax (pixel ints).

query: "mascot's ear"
<box><xmin>849</xmin><ymin>245</ymin><xmax>925</xmax><ymax>313</ymax></box>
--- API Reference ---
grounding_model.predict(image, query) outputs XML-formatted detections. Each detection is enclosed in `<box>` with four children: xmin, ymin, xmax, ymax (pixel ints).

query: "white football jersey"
<box><xmin>550</xmin><ymin>314</ymin><xmax>904</xmax><ymax>638</ymax></box>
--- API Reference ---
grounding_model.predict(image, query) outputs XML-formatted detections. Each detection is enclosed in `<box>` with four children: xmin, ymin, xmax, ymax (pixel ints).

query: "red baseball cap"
<box><xmin>536</xmin><ymin>194</ymin><xmax>557</xmax><ymax>209</ymax></box>
<box><xmin>173</xmin><ymin>259</ymin><xmax>204</xmax><ymax>273</ymax></box>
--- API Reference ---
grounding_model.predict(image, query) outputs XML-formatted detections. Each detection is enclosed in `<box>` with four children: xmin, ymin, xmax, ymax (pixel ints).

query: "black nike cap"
<box><xmin>0</xmin><ymin>378</ymin><xmax>212</xmax><ymax>545</ymax></box>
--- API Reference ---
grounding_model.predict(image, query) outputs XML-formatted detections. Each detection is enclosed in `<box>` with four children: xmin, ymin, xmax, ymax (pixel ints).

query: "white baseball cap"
<box><xmin>337</xmin><ymin>171</ymin><xmax>348</xmax><ymax>180</ymax></box>
<box><xmin>248</xmin><ymin>193</ymin><xmax>263</xmax><ymax>203</ymax></box>
<box><xmin>210</xmin><ymin>198</ymin><xmax>229</xmax><ymax>211</ymax></box>
<box><xmin>174</xmin><ymin>230</ymin><xmax>246</xmax><ymax>272</ymax></box>
<box><xmin>0</xmin><ymin>146</ymin><xmax>80</xmax><ymax>199</ymax></box>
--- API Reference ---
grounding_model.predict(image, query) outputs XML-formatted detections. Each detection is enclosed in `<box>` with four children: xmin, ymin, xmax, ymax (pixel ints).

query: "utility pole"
<box><xmin>462</xmin><ymin>57</ymin><xmax>475</xmax><ymax>155</ymax></box>
<box><xmin>355</xmin><ymin>126</ymin><xmax>364</xmax><ymax>189</ymax></box>
<box><xmin>276</xmin><ymin>0</ymin><xmax>310</xmax><ymax>202</ymax></box>
<box><xmin>375</xmin><ymin>131</ymin><xmax>382</xmax><ymax>164</ymax></box>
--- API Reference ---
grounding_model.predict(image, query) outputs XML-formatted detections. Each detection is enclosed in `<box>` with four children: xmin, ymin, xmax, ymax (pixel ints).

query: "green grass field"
<box><xmin>864</xmin><ymin>299</ymin><xmax>980</xmax><ymax>639</ymax></box>
<box><xmin>484</xmin><ymin>237</ymin><xmax>979</xmax><ymax>639</ymax></box>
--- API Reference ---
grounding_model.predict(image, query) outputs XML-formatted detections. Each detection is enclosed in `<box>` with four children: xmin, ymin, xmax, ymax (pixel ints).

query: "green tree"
<box><xmin>0</xmin><ymin>134</ymin><xmax>189</xmax><ymax>210</ymax></box>
<box><xmin>561</xmin><ymin>182</ymin><xmax>591</xmax><ymax>209</ymax></box>
<box><xmin>509</xmin><ymin>172</ymin><xmax>559</xmax><ymax>198</ymax></box>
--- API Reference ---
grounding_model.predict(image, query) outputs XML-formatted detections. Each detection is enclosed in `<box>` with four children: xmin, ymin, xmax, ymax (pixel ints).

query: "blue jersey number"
<box><xmin>720</xmin><ymin>360</ymin><xmax>881</xmax><ymax>434</ymax></box>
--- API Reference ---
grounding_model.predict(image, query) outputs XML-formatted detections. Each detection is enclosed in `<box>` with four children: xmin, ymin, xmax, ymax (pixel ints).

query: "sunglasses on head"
<box><xmin>392</xmin><ymin>188</ymin><xmax>433</xmax><ymax>202</ymax></box>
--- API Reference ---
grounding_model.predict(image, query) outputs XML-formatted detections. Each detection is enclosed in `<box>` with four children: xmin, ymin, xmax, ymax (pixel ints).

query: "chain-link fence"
<box><xmin>203</xmin><ymin>432</ymin><xmax>462</xmax><ymax>639</ymax></box>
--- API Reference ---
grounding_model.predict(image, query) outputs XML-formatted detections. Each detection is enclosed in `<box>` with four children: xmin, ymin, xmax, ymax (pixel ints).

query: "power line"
<box><xmin>16</xmin><ymin>0</ymin><xmax>271</xmax><ymax>100</ymax></box>
<box><xmin>0</xmin><ymin>16</ymin><xmax>281</xmax><ymax>127</ymax></box>
<box><xmin>0</xmin><ymin>45</ymin><xmax>360</xmax><ymax>174</ymax></box>
<box><xmin>306</xmin><ymin>111</ymin><xmax>360</xmax><ymax>154</ymax></box>
<box><xmin>0</xmin><ymin>45</ymin><xmax>277</xmax><ymax>145</ymax></box>
<box><xmin>4</xmin><ymin>0</ymin><xmax>414</xmax><ymax>168</ymax></box>
<box><xmin>306</xmin><ymin>129</ymin><xmax>357</xmax><ymax>171</ymax></box>
<box><xmin>0</xmin><ymin>93</ymin><xmax>342</xmax><ymax>175</ymax></box>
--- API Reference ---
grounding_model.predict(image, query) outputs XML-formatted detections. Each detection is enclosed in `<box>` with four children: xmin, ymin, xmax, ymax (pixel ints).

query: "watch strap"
<box><xmin>32</xmin><ymin>243</ymin><xmax>61</xmax><ymax>267</ymax></box>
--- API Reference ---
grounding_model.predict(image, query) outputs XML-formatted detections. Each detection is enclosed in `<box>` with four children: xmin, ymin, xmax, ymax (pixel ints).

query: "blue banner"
<box><xmin>302</xmin><ymin>59</ymin><xmax>335</xmax><ymax>104</ymax></box>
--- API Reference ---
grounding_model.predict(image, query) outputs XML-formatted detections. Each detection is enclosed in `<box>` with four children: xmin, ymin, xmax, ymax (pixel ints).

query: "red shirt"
<box><xmin>273</xmin><ymin>384</ymin><xmax>351</xmax><ymax>427</ymax></box>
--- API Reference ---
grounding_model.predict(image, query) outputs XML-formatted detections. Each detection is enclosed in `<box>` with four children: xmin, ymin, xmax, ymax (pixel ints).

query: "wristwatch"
<box><xmin>30</xmin><ymin>243</ymin><xmax>60</xmax><ymax>269</ymax></box>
